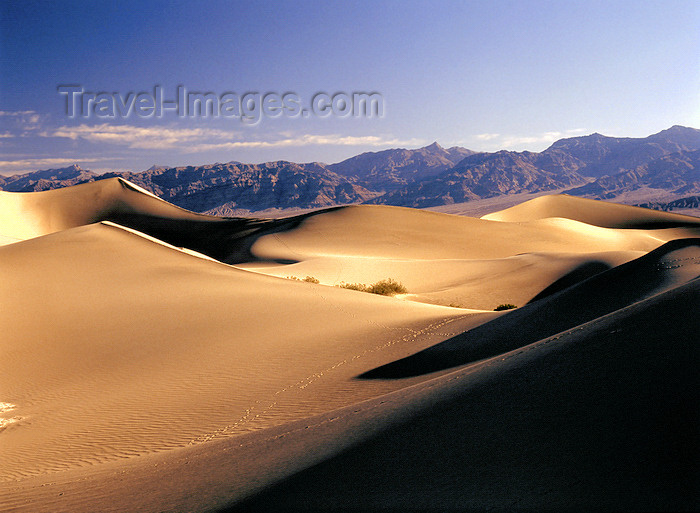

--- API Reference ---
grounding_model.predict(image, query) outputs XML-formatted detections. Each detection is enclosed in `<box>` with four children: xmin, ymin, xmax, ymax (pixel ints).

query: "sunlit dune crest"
<box><xmin>0</xmin><ymin>177</ymin><xmax>219</xmax><ymax>244</ymax></box>
<box><xmin>0</xmin><ymin>180</ymin><xmax>698</xmax><ymax>512</ymax></box>
<box><xmin>482</xmin><ymin>193</ymin><xmax>700</xmax><ymax>228</ymax></box>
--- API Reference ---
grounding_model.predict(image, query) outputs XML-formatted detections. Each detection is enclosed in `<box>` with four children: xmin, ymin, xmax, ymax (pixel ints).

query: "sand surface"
<box><xmin>482</xmin><ymin>193</ymin><xmax>700</xmax><ymax>228</ymax></box>
<box><xmin>1</xmin><ymin>182</ymin><xmax>698</xmax><ymax>512</ymax></box>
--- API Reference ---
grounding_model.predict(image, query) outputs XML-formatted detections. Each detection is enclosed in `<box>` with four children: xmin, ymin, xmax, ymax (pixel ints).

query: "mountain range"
<box><xmin>2</xmin><ymin>125</ymin><xmax>699</xmax><ymax>214</ymax></box>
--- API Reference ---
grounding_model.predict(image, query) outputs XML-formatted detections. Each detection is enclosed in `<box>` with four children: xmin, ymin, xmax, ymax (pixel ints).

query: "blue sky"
<box><xmin>1</xmin><ymin>0</ymin><xmax>699</xmax><ymax>174</ymax></box>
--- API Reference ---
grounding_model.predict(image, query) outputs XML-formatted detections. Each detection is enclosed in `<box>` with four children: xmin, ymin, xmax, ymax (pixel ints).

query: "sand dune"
<box><xmin>238</xmin><ymin>203</ymin><xmax>700</xmax><ymax>308</ymax></box>
<box><xmin>247</xmin><ymin>204</ymin><xmax>690</xmax><ymax>261</ymax></box>
<box><xmin>361</xmin><ymin>237</ymin><xmax>700</xmax><ymax>378</ymax></box>
<box><xmin>0</xmin><ymin>177</ymin><xmax>207</xmax><ymax>241</ymax></box>
<box><xmin>0</xmin><ymin>182</ymin><xmax>697</xmax><ymax>512</ymax></box>
<box><xmin>483</xmin><ymin>193</ymin><xmax>700</xmax><ymax>228</ymax></box>
<box><xmin>239</xmin><ymin>250</ymin><xmax>643</xmax><ymax>310</ymax></box>
<box><xmin>0</xmin><ymin>221</ymin><xmax>475</xmax><ymax>483</ymax></box>
<box><xmin>0</xmin><ymin>177</ymin><xmax>285</xmax><ymax>263</ymax></box>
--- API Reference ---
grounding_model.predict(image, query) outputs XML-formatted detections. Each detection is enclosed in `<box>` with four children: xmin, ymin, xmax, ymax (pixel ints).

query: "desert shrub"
<box><xmin>337</xmin><ymin>278</ymin><xmax>407</xmax><ymax>296</ymax></box>
<box><xmin>288</xmin><ymin>275</ymin><xmax>320</xmax><ymax>284</ymax></box>
<box><xmin>367</xmin><ymin>278</ymin><xmax>407</xmax><ymax>296</ymax></box>
<box><xmin>494</xmin><ymin>303</ymin><xmax>517</xmax><ymax>311</ymax></box>
<box><xmin>338</xmin><ymin>282</ymin><xmax>369</xmax><ymax>292</ymax></box>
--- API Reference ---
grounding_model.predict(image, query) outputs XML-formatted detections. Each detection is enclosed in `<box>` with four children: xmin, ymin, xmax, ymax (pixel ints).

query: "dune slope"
<box><xmin>237</xmin><ymin>203</ymin><xmax>700</xmax><ymax>308</ymax></box>
<box><xmin>361</xmin><ymin>237</ymin><xmax>700</xmax><ymax>378</ymax></box>
<box><xmin>0</xmin><ymin>177</ymin><xmax>293</xmax><ymax>262</ymax></box>
<box><xmin>0</xmin><ymin>221</ymin><xmax>476</xmax><ymax>483</ymax></box>
<box><xmin>482</xmin><ymin>193</ymin><xmax>700</xmax><ymax>228</ymax></box>
<box><xmin>0</xmin><ymin>177</ymin><xmax>207</xmax><ymax>240</ymax></box>
<box><xmin>247</xmin><ymin>203</ymin><xmax>688</xmax><ymax>261</ymax></box>
<box><xmin>232</xmin><ymin>278</ymin><xmax>700</xmax><ymax>512</ymax></box>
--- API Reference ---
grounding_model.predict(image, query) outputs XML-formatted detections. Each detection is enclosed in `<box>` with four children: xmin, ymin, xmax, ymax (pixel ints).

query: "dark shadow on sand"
<box><xmin>225</xmin><ymin>279</ymin><xmax>700</xmax><ymax>513</ymax></box>
<box><xmin>100</xmin><ymin>207</ymin><xmax>344</xmax><ymax>265</ymax></box>
<box><xmin>527</xmin><ymin>260</ymin><xmax>612</xmax><ymax>304</ymax></box>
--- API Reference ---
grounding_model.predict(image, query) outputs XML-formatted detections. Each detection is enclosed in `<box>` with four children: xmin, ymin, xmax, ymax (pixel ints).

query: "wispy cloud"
<box><xmin>0</xmin><ymin>110</ymin><xmax>43</xmax><ymax>131</ymax></box>
<box><xmin>184</xmin><ymin>134</ymin><xmax>426</xmax><ymax>153</ymax></box>
<box><xmin>469</xmin><ymin>128</ymin><xmax>590</xmax><ymax>151</ymax></box>
<box><xmin>0</xmin><ymin>110</ymin><xmax>37</xmax><ymax>117</ymax></box>
<box><xmin>42</xmin><ymin>123</ymin><xmax>422</xmax><ymax>152</ymax></box>
<box><xmin>501</xmin><ymin>131</ymin><xmax>565</xmax><ymax>148</ymax></box>
<box><xmin>44</xmin><ymin>124</ymin><xmax>238</xmax><ymax>150</ymax></box>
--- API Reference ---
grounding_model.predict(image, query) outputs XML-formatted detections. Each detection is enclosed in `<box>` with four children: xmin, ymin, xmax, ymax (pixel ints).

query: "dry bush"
<box><xmin>367</xmin><ymin>278</ymin><xmax>407</xmax><ymax>296</ymax></box>
<box><xmin>338</xmin><ymin>282</ymin><xmax>369</xmax><ymax>292</ymax></box>
<box><xmin>288</xmin><ymin>276</ymin><xmax>320</xmax><ymax>284</ymax></box>
<box><xmin>337</xmin><ymin>278</ymin><xmax>407</xmax><ymax>296</ymax></box>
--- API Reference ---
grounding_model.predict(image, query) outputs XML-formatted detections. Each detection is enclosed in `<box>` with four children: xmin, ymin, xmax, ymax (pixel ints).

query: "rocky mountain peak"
<box><xmin>423</xmin><ymin>141</ymin><xmax>444</xmax><ymax>151</ymax></box>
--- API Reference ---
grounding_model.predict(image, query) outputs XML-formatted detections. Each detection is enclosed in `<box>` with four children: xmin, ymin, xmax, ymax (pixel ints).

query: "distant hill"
<box><xmin>0</xmin><ymin>143</ymin><xmax>475</xmax><ymax>214</ymax></box>
<box><xmin>565</xmin><ymin>148</ymin><xmax>700</xmax><ymax>199</ymax></box>
<box><xmin>373</xmin><ymin>126</ymin><xmax>700</xmax><ymax>207</ymax></box>
<box><xmin>2</xmin><ymin>126</ymin><xmax>699</xmax><ymax>214</ymax></box>
<box><xmin>0</xmin><ymin>164</ymin><xmax>97</xmax><ymax>192</ymax></box>
<box><xmin>369</xmin><ymin>149</ymin><xmax>587</xmax><ymax>208</ymax></box>
<box><xmin>105</xmin><ymin>161</ymin><xmax>379</xmax><ymax>213</ymax></box>
<box><xmin>544</xmin><ymin>126</ymin><xmax>700</xmax><ymax>178</ymax></box>
<box><xmin>328</xmin><ymin>142</ymin><xmax>476</xmax><ymax>192</ymax></box>
<box><xmin>634</xmin><ymin>195</ymin><xmax>700</xmax><ymax>212</ymax></box>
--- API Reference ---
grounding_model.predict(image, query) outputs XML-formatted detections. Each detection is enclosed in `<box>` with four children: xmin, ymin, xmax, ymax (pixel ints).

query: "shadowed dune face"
<box><xmin>231</xmin><ymin>279</ymin><xmax>700</xmax><ymax>513</ymax></box>
<box><xmin>526</xmin><ymin>259</ymin><xmax>614</xmax><ymax>303</ymax></box>
<box><xmin>0</xmin><ymin>177</ymin><xmax>345</xmax><ymax>263</ymax></box>
<box><xmin>1</xmin><ymin>183</ymin><xmax>699</xmax><ymax>512</ymax></box>
<box><xmin>0</xmin><ymin>178</ymin><xmax>211</xmax><ymax>241</ymax></box>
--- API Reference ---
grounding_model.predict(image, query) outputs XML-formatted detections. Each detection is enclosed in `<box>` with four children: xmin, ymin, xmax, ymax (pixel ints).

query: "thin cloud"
<box><xmin>46</xmin><ymin>124</ymin><xmax>238</xmax><ymax>150</ymax></box>
<box><xmin>0</xmin><ymin>110</ymin><xmax>44</xmax><ymax>133</ymax></box>
<box><xmin>489</xmin><ymin>129</ymin><xmax>589</xmax><ymax>150</ymax></box>
<box><xmin>501</xmin><ymin>131</ymin><xmax>565</xmax><ymax>148</ymax></box>
<box><xmin>43</xmin><ymin>123</ymin><xmax>422</xmax><ymax>152</ymax></box>
<box><xmin>476</xmin><ymin>133</ymin><xmax>500</xmax><ymax>141</ymax></box>
<box><xmin>0</xmin><ymin>110</ymin><xmax>38</xmax><ymax>117</ymax></box>
<box><xmin>184</xmin><ymin>134</ymin><xmax>426</xmax><ymax>153</ymax></box>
